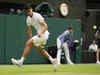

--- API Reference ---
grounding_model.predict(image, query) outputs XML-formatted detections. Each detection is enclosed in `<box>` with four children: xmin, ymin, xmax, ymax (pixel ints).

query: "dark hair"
<box><xmin>24</xmin><ymin>3</ymin><xmax>32</xmax><ymax>11</ymax></box>
<box><xmin>68</xmin><ymin>27</ymin><xmax>73</xmax><ymax>30</ymax></box>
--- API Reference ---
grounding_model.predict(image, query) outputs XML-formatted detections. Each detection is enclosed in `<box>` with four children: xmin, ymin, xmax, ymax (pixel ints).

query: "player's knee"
<box><xmin>37</xmin><ymin>46</ymin><xmax>43</xmax><ymax>52</ymax></box>
<box><xmin>25</xmin><ymin>41</ymin><xmax>30</xmax><ymax>47</ymax></box>
<box><xmin>26</xmin><ymin>39</ymin><xmax>33</xmax><ymax>46</ymax></box>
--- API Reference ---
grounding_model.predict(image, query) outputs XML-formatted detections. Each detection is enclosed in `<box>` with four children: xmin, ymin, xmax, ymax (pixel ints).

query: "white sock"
<box><xmin>49</xmin><ymin>56</ymin><xmax>53</xmax><ymax>62</ymax></box>
<box><xmin>44</xmin><ymin>50</ymin><xmax>53</xmax><ymax>61</ymax></box>
<box><xmin>97</xmin><ymin>60</ymin><xmax>99</xmax><ymax>62</ymax></box>
<box><xmin>20</xmin><ymin>57</ymin><xmax>24</xmax><ymax>62</ymax></box>
<box><xmin>57</xmin><ymin>49</ymin><xmax>62</xmax><ymax>64</ymax></box>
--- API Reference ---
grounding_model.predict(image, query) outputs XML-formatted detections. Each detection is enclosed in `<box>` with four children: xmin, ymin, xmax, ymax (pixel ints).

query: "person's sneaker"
<box><xmin>96</xmin><ymin>61</ymin><xmax>100</xmax><ymax>64</ymax></box>
<box><xmin>51</xmin><ymin>58</ymin><xmax>58</xmax><ymax>72</ymax></box>
<box><xmin>11</xmin><ymin>58</ymin><xmax>23</xmax><ymax>67</ymax></box>
<box><xmin>58</xmin><ymin>62</ymin><xmax>61</xmax><ymax>65</ymax></box>
<box><xmin>70</xmin><ymin>62</ymin><xmax>74</xmax><ymax>64</ymax></box>
<box><xmin>68</xmin><ymin>61</ymin><xmax>74</xmax><ymax>64</ymax></box>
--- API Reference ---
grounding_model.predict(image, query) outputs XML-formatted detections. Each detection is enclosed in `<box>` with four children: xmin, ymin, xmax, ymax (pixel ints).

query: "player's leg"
<box><xmin>37</xmin><ymin>46</ymin><xmax>56</xmax><ymax>62</ymax></box>
<box><xmin>22</xmin><ymin>39</ymin><xmax>34</xmax><ymax>58</ymax></box>
<box><xmin>11</xmin><ymin>39</ymin><xmax>34</xmax><ymax>66</ymax></box>
<box><xmin>96</xmin><ymin>48</ymin><xmax>100</xmax><ymax>64</ymax></box>
<box><xmin>56</xmin><ymin>38</ymin><xmax>62</xmax><ymax>64</ymax></box>
<box><xmin>63</xmin><ymin>43</ymin><xmax>73</xmax><ymax>64</ymax></box>
<box><xmin>96</xmin><ymin>39</ymin><xmax>100</xmax><ymax>64</ymax></box>
<box><xmin>34</xmin><ymin>31</ymin><xmax>57</xmax><ymax>63</ymax></box>
<box><xmin>37</xmin><ymin>46</ymin><xmax>58</xmax><ymax>71</ymax></box>
<box><xmin>21</xmin><ymin>39</ymin><xmax>34</xmax><ymax>61</ymax></box>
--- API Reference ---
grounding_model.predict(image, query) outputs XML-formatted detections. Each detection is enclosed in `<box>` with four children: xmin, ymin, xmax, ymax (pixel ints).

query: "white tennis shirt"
<box><xmin>26</xmin><ymin>12</ymin><xmax>45</xmax><ymax>33</ymax></box>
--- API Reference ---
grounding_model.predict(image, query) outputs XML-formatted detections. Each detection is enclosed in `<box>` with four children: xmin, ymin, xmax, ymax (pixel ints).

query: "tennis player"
<box><xmin>11</xmin><ymin>4</ymin><xmax>57</xmax><ymax>68</ymax></box>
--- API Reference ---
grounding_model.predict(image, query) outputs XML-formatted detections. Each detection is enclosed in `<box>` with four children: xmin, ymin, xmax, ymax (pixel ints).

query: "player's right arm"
<box><xmin>27</xmin><ymin>25</ymin><xmax>32</xmax><ymax>39</ymax></box>
<box><xmin>26</xmin><ymin>16</ymin><xmax>32</xmax><ymax>39</ymax></box>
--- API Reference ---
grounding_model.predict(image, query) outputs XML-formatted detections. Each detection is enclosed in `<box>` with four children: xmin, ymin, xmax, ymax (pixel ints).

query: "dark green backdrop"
<box><xmin>0</xmin><ymin>14</ymin><xmax>81</xmax><ymax>64</ymax></box>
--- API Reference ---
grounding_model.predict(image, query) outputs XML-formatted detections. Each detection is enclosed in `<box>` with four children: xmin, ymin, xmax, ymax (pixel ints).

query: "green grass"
<box><xmin>0</xmin><ymin>64</ymin><xmax>100</xmax><ymax>75</ymax></box>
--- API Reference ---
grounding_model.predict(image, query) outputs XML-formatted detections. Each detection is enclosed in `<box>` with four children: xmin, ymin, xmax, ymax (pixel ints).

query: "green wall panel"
<box><xmin>0</xmin><ymin>15</ymin><xmax>6</xmax><ymax>64</ymax></box>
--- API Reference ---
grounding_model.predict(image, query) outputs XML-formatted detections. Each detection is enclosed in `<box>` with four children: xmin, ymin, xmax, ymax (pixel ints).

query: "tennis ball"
<box><xmin>93</xmin><ymin>25</ymin><xmax>97</xmax><ymax>30</ymax></box>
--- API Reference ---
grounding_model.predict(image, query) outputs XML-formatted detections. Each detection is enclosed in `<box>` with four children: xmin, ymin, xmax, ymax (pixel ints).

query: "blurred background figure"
<box><xmin>89</xmin><ymin>40</ymin><xmax>100</xmax><ymax>64</ymax></box>
<box><xmin>56</xmin><ymin>27</ymin><xmax>74</xmax><ymax>64</ymax></box>
<box><xmin>95</xmin><ymin>28</ymin><xmax>100</xmax><ymax>64</ymax></box>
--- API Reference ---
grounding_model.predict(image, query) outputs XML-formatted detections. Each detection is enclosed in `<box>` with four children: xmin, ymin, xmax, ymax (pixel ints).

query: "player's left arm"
<box><xmin>38</xmin><ymin>21</ymin><xmax>48</xmax><ymax>37</ymax></box>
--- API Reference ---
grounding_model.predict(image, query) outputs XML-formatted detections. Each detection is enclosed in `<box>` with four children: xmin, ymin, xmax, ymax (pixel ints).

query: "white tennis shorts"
<box><xmin>32</xmin><ymin>31</ymin><xmax>49</xmax><ymax>48</ymax></box>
